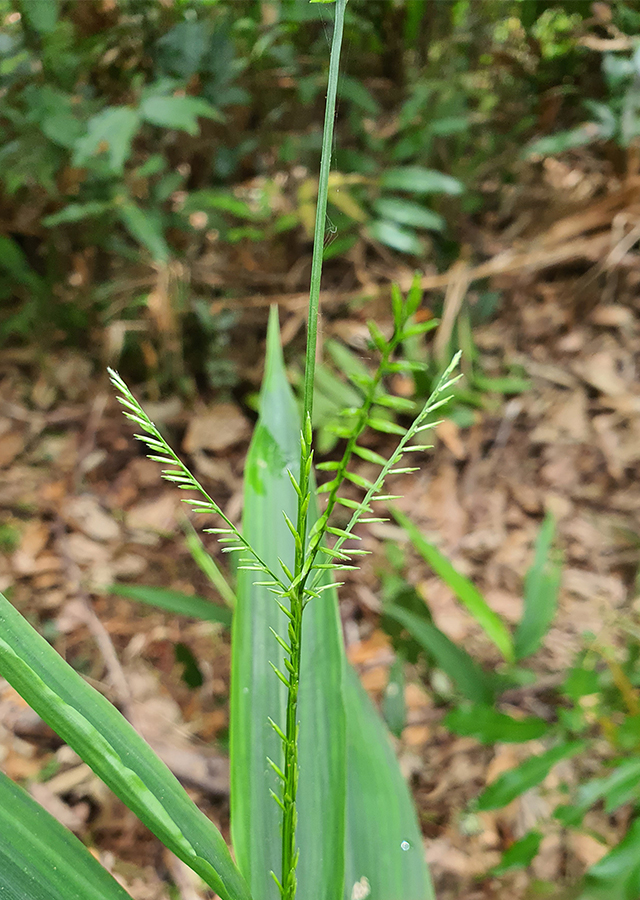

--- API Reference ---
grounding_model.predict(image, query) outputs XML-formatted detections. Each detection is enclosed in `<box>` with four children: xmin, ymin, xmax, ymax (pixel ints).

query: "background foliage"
<box><xmin>3</xmin><ymin>0</ymin><xmax>637</xmax><ymax>385</ymax></box>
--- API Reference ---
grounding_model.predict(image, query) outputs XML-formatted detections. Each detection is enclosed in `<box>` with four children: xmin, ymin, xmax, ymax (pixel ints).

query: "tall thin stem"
<box><xmin>278</xmin><ymin>3</ymin><xmax>348</xmax><ymax>899</ymax></box>
<box><xmin>302</xmin><ymin>0</ymin><xmax>347</xmax><ymax>426</ymax></box>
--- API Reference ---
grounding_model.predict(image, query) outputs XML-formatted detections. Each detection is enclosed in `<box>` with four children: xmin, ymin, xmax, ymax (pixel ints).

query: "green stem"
<box><xmin>278</xmin><ymin>3</ymin><xmax>347</xmax><ymax>899</ymax></box>
<box><xmin>302</xmin><ymin>0</ymin><xmax>347</xmax><ymax>426</ymax></box>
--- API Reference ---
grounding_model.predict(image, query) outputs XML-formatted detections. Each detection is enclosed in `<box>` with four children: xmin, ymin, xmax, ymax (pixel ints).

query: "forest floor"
<box><xmin>1</xmin><ymin>155</ymin><xmax>640</xmax><ymax>900</ymax></box>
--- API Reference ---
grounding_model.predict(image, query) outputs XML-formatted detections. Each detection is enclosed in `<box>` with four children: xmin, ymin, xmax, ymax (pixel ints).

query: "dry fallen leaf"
<box><xmin>0</xmin><ymin>431</ymin><xmax>24</xmax><ymax>468</ymax></box>
<box><xmin>64</xmin><ymin>494</ymin><xmax>121</xmax><ymax>543</ymax></box>
<box><xmin>183</xmin><ymin>404</ymin><xmax>250</xmax><ymax>454</ymax></box>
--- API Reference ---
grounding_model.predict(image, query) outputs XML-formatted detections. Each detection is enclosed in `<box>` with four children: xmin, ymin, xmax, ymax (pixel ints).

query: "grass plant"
<box><xmin>0</xmin><ymin>3</ymin><xmax>460</xmax><ymax>899</ymax></box>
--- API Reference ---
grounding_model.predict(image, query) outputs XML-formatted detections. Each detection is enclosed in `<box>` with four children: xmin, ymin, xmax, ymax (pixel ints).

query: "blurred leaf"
<box><xmin>0</xmin><ymin>769</ymin><xmax>135</xmax><ymax>900</ymax></box>
<box><xmin>367</xmin><ymin>220</ymin><xmax>423</xmax><ymax>255</ymax></box>
<box><xmin>562</xmin><ymin>663</ymin><xmax>600</xmax><ymax>701</ymax></box>
<box><xmin>524</xmin><ymin>124</ymin><xmax>601</xmax><ymax>158</ymax></box>
<box><xmin>472</xmin><ymin>374</ymin><xmax>531</xmax><ymax>395</ymax></box>
<box><xmin>20</xmin><ymin>0</ymin><xmax>58</xmax><ymax>34</ymax></box>
<box><xmin>230</xmin><ymin>308</ymin><xmax>346</xmax><ymax>900</ymax></box>
<box><xmin>372</xmin><ymin>198</ymin><xmax>445</xmax><ymax>232</ymax></box>
<box><xmin>491</xmin><ymin>830</ymin><xmax>542</xmax><ymax>875</ymax></box>
<box><xmin>140</xmin><ymin>95</ymin><xmax>222</xmax><ymax>135</ymax></box>
<box><xmin>578</xmin><ymin>817</ymin><xmax>640</xmax><ymax>900</ymax></box>
<box><xmin>155</xmin><ymin>21</ymin><xmax>209</xmax><ymax>79</ymax></box>
<box><xmin>477</xmin><ymin>741</ymin><xmax>584</xmax><ymax>810</ymax></box>
<box><xmin>0</xmin><ymin>235</ymin><xmax>42</xmax><ymax>289</ymax></box>
<box><xmin>43</xmin><ymin>201</ymin><xmax>113</xmax><ymax>227</ymax></box>
<box><xmin>73</xmin><ymin>107</ymin><xmax>140</xmax><ymax>174</ymax></box>
<box><xmin>344</xmin><ymin>665</ymin><xmax>434</xmax><ymax>900</ymax></box>
<box><xmin>182</xmin><ymin>520</ymin><xmax>236</xmax><ymax>609</ymax></box>
<box><xmin>380</xmin><ymin>167</ymin><xmax>464</xmax><ymax>196</ymax></box>
<box><xmin>445</xmin><ymin>704</ymin><xmax>550</xmax><ymax>744</ymax></box>
<box><xmin>383</xmin><ymin>657</ymin><xmax>407</xmax><ymax>738</ymax></box>
<box><xmin>555</xmin><ymin>758</ymin><xmax>640</xmax><ymax>828</ymax></box>
<box><xmin>391</xmin><ymin>507</ymin><xmax>514</xmax><ymax>663</ymax></box>
<box><xmin>187</xmin><ymin>190</ymin><xmax>267</xmax><ymax>221</ymax></box>
<box><xmin>385</xmin><ymin>604</ymin><xmax>494</xmax><ymax>704</ymax></box>
<box><xmin>107</xmin><ymin>584</ymin><xmax>232</xmax><ymax>628</ymax></box>
<box><xmin>338</xmin><ymin>74</ymin><xmax>380</xmax><ymax>114</ymax></box>
<box><xmin>514</xmin><ymin>514</ymin><xmax>561</xmax><ymax>661</ymax></box>
<box><xmin>119</xmin><ymin>202</ymin><xmax>169</xmax><ymax>262</ymax></box>
<box><xmin>0</xmin><ymin>592</ymin><xmax>250</xmax><ymax>900</ymax></box>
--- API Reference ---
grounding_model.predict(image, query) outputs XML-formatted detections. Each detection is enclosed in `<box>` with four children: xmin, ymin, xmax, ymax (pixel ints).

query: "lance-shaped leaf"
<box><xmin>0</xmin><ymin>769</ymin><xmax>136</xmax><ymax>900</ymax></box>
<box><xmin>230</xmin><ymin>307</ymin><xmax>346</xmax><ymax>900</ymax></box>
<box><xmin>344</xmin><ymin>665</ymin><xmax>434</xmax><ymax>900</ymax></box>
<box><xmin>391</xmin><ymin>507</ymin><xmax>514</xmax><ymax>663</ymax></box>
<box><xmin>0</xmin><ymin>591</ymin><xmax>250</xmax><ymax>900</ymax></box>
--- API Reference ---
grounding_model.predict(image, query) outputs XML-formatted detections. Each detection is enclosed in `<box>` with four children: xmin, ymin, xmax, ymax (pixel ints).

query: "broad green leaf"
<box><xmin>391</xmin><ymin>507</ymin><xmax>514</xmax><ymax>662</ymax></box>
<box><xmin>445</xmin><ymin>704</ymin><xmax>549</xmax><ymax>744</ymax></box>
<box><xmin>0</xmin><ymin>770</ymin><xmax>135</xmax><ymax>900</ymax></box>
<box><xmin>477</xmin><ymin>741</ymin><xmax>584</xmax><ymax>810</ymax></box>
<box><xmin>372</xmin><ymin>198</ymin><xmax>445</xmax><ymax>232</ymax></box>
<box><xmin>514</xmin><ymin>514</ymin><xmax>561</xmax><ymax>661</ymax></box>
<box><xmin>107</xmin><ymin>583</ymin><xmax>232</xmax><ymax>627</ymax></box>
<box><xmin>579</xmin><ymin>817</ymin><xmax>640</xmax><ymax>900</ymax></box>
<box><xmin>119</xmin><ymin>202</ymin><xmax>169</xmax><ymax>262</ymax></box>
<box><xmin>344</xmin><ymin>666</ymin><xmax>434</xmax><ymax>900</ymax></box>
<box><xmin>385</xmin><ymin>604</ymin><xmax>494</xmax><ymax>704</ymax></box>
<box><xmin>367</xmin><ymin>219</ymin><xmax>424</xmax><ymax>255</ymax></box>
<box><xmin>230</xmin><ymin>307</ymin><xmax>346</xmax><ymax>900</ymax></box>
<box><xmin>380</xmin><ymin>167</ymin><xmax>464</xmax><ymax>196</ymax></box>
<box><xmin>73</xmin><ymin>107</ymin><xmax>140</xmax><ymax>174</ymax></box>
<box><xmin>140</xmin><ymin>95</ymin><xmax>222</xmax><ymax>135</ymax></box>
<box><xmin>0</xmin><ymin>592</ymin><xmax>250</xmax><ymax>900</ymax></box>
<box><xmin>491</xmin><ymin>830</ymin><xmax>542</xmax><ymax>875</ymax></box>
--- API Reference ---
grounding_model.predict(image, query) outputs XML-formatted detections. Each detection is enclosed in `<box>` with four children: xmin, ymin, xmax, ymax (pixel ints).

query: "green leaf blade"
<box><xmin>445</xmin><ymin>704</ymin><xmax>550</xmax><ymax>744</ymax></box>
<box><xmin>344</xmin><ymin>666</ymin><xmax>434</xmax><ymax>900</ymax></box>
<box><xmin>385</xmin><ymin>604</ymin><xmax>495</xmax><ymax>704</ymax></box>
<box><xmin>391</xmin><ymin>507</ymin><xmax>515</xmax><ymax>663</ymax></box>
<box><xmin>230</xmin><ymin>307</ymin><xmax>346</xmax><ymax>900</ymax></box>
<box><xmin>107</xmin><ymin>583</ymin><xmax>232</xmax><ymax>627</ymax></box>
<box><xmin>0</xmin><ymin>769</ymin><xmax>135</xmax><ymax>900</ymax></box>
<box><xmin>0</xmin><ymin>593</ymin><xmax>250</xmax><ymax>900</ymax></box>
<box><xmin>514</xmin><ymin>514</ymin><xmax>561</xmax><ymax>661</ymax></box>
<box><xmin>477</xmin><ymin>741</ymin><xmax>584</xmax><ymax>811</ymax></box>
